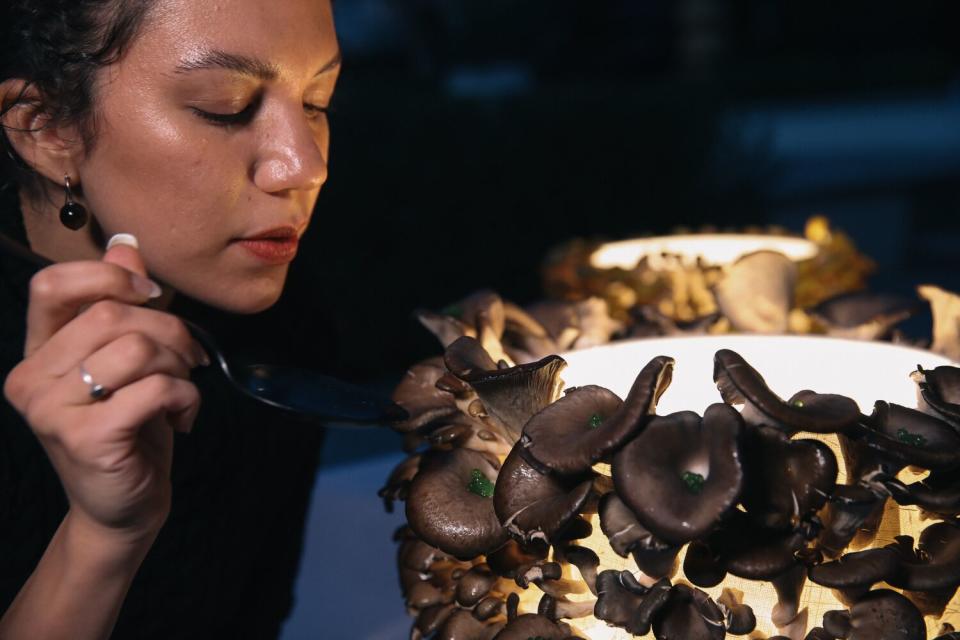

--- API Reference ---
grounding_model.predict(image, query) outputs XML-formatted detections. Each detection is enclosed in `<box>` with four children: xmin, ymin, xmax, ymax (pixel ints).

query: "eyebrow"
<box><xmin>174</xmin><ymin>49</ymin><xmax>342</xmax><ymax>80</ymax></box>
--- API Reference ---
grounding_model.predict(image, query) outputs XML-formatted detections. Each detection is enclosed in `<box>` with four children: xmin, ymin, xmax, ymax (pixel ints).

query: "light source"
<box><xmin>385</xmin><ymin>289</ymin><xmax>960</xmax><ymax>640</ymax></box>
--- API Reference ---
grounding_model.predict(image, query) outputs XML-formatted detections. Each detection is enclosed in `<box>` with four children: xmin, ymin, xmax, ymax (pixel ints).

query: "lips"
<box><xmin>233</xmin><ymin>226</ymin><xmax>302</xmax><ymax>264</ymax></box>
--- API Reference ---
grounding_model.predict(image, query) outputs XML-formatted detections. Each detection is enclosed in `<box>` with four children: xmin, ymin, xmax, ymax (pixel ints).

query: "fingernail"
<box><xmin>131</xmin><ymin>274</ymin><xmax>163</xmax><ymax>299</ymax></box>
<box><xmin>107</xmin><ymin>233</ymin><xmax>139</xmax><ymax>250</ymax></box>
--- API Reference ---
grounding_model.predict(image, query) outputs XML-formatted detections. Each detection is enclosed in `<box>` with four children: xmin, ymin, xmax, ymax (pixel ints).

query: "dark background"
<box><xmin>205</xmin><ymin>0</ymin><xmax>960</xmax><ymax>385</ymax></box>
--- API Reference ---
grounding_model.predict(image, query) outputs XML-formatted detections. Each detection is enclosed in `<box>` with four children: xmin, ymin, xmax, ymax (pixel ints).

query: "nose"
<box><xmin>252</xmin><ymin>102</ymin><xmax>328</xmax><ymax>194</ymax></box>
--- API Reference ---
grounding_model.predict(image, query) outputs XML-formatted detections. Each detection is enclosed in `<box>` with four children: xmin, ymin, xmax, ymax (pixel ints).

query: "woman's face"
<box><xmin>78</xmin><ymin>0</ymin><xmax>339</xmax><ymax>313</ymax></box>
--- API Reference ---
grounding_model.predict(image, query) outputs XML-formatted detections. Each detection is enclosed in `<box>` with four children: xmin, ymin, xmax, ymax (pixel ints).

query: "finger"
<box><xmin>27</xmin><ymin>301</ymin><xmax>206</xmax><ymax>380</ymax></box>
<box><xmin>102</xmin><ymin>235</ymin><xmax>149</xmax><ymax>278</ymax></box>
<box><xmin>25</xmin><ymin>261</ymin><xmax>162</xmax><ymax>356</ymax></box>
<box><xmin>59</xmin><ymin>333</ymin><xmax>192</xmax><ymax>407</ymax></box>
<box><xmin>91</xmin><ymin>374</ymin><xmax>201</xmax><ymax>435</ymax></box>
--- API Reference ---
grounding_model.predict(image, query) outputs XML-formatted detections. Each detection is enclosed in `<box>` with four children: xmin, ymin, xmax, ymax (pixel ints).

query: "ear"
<box><xmin>1</xmin><ymin>78</ymin><xmax>86</xmax><ymax>186</ymax></box>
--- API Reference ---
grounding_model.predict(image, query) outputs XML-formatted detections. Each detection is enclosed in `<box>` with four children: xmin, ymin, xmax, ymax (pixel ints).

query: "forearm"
<box><xmin>0</xmin><ymin>510</ymin><xmax>157</xmax><ymax>640</ymax></box>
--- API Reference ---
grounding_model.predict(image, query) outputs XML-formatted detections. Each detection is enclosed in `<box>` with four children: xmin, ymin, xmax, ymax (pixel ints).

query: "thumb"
<box><xmin>102</xmin><ymin>233</ymin><xmax>149</xmax><ymax>278</ymax></box>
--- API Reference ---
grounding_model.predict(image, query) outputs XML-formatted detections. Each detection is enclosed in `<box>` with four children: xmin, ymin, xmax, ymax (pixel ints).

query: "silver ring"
<box><xmin>79</xmin><ymin>363</ymin><xmax>109</xmax><ymax>400</ymax></box>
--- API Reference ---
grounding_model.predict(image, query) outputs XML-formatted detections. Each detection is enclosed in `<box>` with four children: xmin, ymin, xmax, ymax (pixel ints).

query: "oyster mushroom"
<box><xmin>739</xmin><ymin>424</ymin><xmax>838</xmax><ymax>530</ymax></box>
<box><xmin>843</xmin><ymin>402</ymin><xmax>960</xmax><ymax>475</ymax></box>
<box><xmin>683</xmin><ymin>540</ymin><xmax>726</xmax><ymax>588</ymax></box>
<box><xmin>455</xmin><ymin>565</ymin><xmax>499</xmax><ymax>607</ymax></box>
<box><xmin>613</xmin><ymin>404</ymin><xmax>745</xmax><ymax>545</ymax></box>
<box><xmin>816</xmin><ymin>483</ymin><xmax>887</xmax><ymax>558</ymax></box>
<box><xmin>485</xmin><ymin>539</ymin><xmax>548</xmax><ymax>579</ymax></box>
<box><xmin>521</xmin><ymin>355</ymin><xmax>674</xmax><ymax>475</ymax></box>
<box><xmin>406</xmin><ymin>448</ymin><xmax>509</xmax><ymax>559</ymax></box>
<box><xmin>427</xmin><ymin>415</ymin><xmax>513</xmax><ymax>457</ymax></box>
<box><xmin>493</xmin><ymin>445</ymin><xmax>594</xmax><ymax>545</ymax></box>
<box><xmin>820</xmin><ymin>589</ymin><xmax>925</xmax><ymax>640</ymax></box>
<box><xmin>491</xmin><ymin>613</ymin><xmax>578</xmax><ymax>640</ymax></box>
<box><xmin>445</xmin><ymin>336</ymin><xmax>566</xmax><ymax>440</ymax></box>
<box><xmin>557</xmin><ymin>545</ymin><xmax>600</xmax><ymax>595</ymax></box>
<box><xmin>652</xmin><ymin>583</ymin><xmax>726</xmax><ymax>640</ymax></box>
<box><xmin>379</xmin><ymin>454</ymin><xmax>422</xmax><ymax>512</ymax></box>
<box><xmin>884</xmin><ymin>467</ymin><xmax>960</xmax><ymax>518</ymax></box>
<box><xmin>713</xmin><ymin>250</ymin><xmax>797</xmax><ymax>334</ymax></box>
<box><xmin>417</xmin><ymin>290</ymin><xmax>509</xmax><ymax>359</ymax></box>
<box><xmin>393</xmin><ymin>358</ymin><xmax>460</xmax><ymax>432</ymax></box>
<box><xmin>808</xmin><ymin>547</ymin><xmax>899</xmax><ymax>607</ymax></box>
<box><xmin>594</xmin><ymin>571</ymin><xmax>671</xmax><ymax>636</ymax></box>
<box><xmin>808</xmin><ymin>291</ymin><xmax>921</xmax><ymax>341</ymax></box>
<box><xmin>714</xmin><ymin>349</ymin><xmax>860</xmax><ymax>435</ymax></box>
<box><xmin>918</xmin><ymin>284</ymin><xmax>960</xmax><ymax>362</ymax></box>
<box><xmin>717</xmin><ymin>588</ymin><xmax>757</xmax><ymax>636</ymax></box>
<box><xmin>598</xmin><ymin>492</ymin><xmax>681</xmax><ymax>581</ymax></box>
<box><xmin>435</xmin><ymin>609</ymin><xmax>503</xmax><ymax>640</ymax></box>
<box><xmin>413</xmin><ymin>603</ymin><xmax>458</xmax><ymax>640</ymax></box>
<box><xmin>912</xmin><ymin>364</ymin><xmax>960</xmax><ymax>431</ymax></box>
<box><xmin>886</xmin><ymin>522</ymin><xmax>960</xmax><ymax>617</ymax></box>
<box><xmin>538</xmin><ymin>594</ymin><xmax>596</xmax><ymax>621</ymax></box>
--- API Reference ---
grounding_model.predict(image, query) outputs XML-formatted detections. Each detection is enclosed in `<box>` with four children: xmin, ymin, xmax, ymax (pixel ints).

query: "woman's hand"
<box><xmin>3</xmin><ymin>240</ymin><xmax>205</xmax><ymax>542</ymax></box>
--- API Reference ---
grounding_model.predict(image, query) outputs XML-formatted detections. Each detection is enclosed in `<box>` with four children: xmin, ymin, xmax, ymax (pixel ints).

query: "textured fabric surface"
<box><xmin>0</xmin><ymin>184</ymin><xmax>325</xmax><ymax>639</ymax></box>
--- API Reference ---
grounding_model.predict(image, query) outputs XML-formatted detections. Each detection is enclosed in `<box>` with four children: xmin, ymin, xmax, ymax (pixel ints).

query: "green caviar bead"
<box><xmin>897</xmin><ymin>428</ymin><xmax>926</xmax><ymax>447</ymax></box>
<box><xmin>467</xmin><ymin>468</ymin><xmax>495</xmax><ymax>498</ymax></box>
<box><xmin>588</xmin><ymin>413</ymin><xmax>603</xmax><ymax>429</ymax></box>
<box><xmin>793</xmin><ymin>400</ymin><xmax>805</xmax><ymax>408</ymax></box>
<box><xmin>682</xmin><ymin>471</ymin><xmax>705</xmax><ymax>494</ymax></box>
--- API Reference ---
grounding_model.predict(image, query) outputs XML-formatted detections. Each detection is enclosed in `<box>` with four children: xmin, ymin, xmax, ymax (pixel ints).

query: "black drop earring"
<box><xmin>59</xmin><ymin>176</ymin><xmax>88</xmax><ymax>230</ymax></box>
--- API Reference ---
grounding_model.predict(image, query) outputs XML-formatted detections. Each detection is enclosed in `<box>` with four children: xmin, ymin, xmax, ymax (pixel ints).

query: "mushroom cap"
<box><xmin>598</xmin><ymin>492</ymin><xmax>680</xmax><ymax>579</ymax></box>
<box><xmin>445</xmin><ymin>336</ymin><xmax>567</xmax><ymax>439</ymax></box>
<box><xmin>594</xmin><ymin>570</ymin><xmax>669</xmax><ymax>636</ymax></box>
<box><xmin>713</xmin><ymin>249</ymin><xmax>797</xmax><ymax>334</ymax></box>
<box><xmin>455</xmin><ymin>565</ymin><xmax>498</xmax><ymax>607</ymax></box>
<box><xmin>560</xmin><ymin>545</ymin><xmax>600</xmax><ymax>595</ymax></box>
<box><xmin>683</xmin><ymin>540</ymin><xmax>726</xmax><ymax>588</ymax></box>
<box><xmin>613</xmin><ymin>404</ymin><xmax>744</xmax><ymax>545</ymax></box>
<box><xmin>887</xmin><ymin>522</ymin><xmax>960</xmax><ymax>591</ymax></box>
<box><xmin>808</xmin><ymin>548</ymin><xmax>900</xmax><ymax>589</ymax></box>
<box><xmin>406</xmin><ymin>448</ymin><xmax>509</xmax><ymax>559</ymax></box>
<box><xmin>652</xmin><ymin>584</ymin><xmax>726</xmax><ymax>640</ymax></box>
<box><xmin>913</xmin><ymin>365</ymin><xmax>960</xmax><ymax>429</ymax></box>
<box><xmin>816</xmin><ymin>483</ymin><xmax>886</xmax><ymax>558</ymax></box>
<box><xmin>851</xmin><ymin>401</ymin><xmax>960</xmax><ymax>471</ymax></box>
<box><xmin>809</xmin><ymin>291</ymin><xmax>920</xmax><ymax>330</ymax></box>
<box><xmin>493</xmin><ymin>445</ymin><xmax>593</xmax><ymax>545</ymax></box>
<box><xmin>522</xmin><ymin>356</ymin><xmax>674</xmax><ymax>474</ymax></box>
<box><xmin>436</xmin><ymin>609</ymin><xmax>502</xmax><ymax>640</ymax></box>
<box><xmin>713</xmin><ymin>349</ymin><xmax>860</xmax><ymax>434</ymax></box>
<box><xmin>491</xmin><ymin>614</ymin><xmax>574</xmax><ymax>640</ymax></box>
<box><xmin>839</xmin><ymin>589</ymin><xmax>926</xmax><ymax>640</ymax></box>
<box><xmin>708</xmin><ymin>510</ymin><xmax>807</xmax><ymax>580</ymax></box>
<box><xmin>717</xmin><ymin>588</ymin><xmax>757</xmax><ymax>636</ymax></box>
<box><xmin>885</xmin><ymin>468</ymin><xmax>960</xmax><ymax>516</ymax></box>
<box><xmin>392</xmin><ymin>358</ymin><xmax>460</xmax><ymax>432</ymax></box>
<box><xmin>485</xmin><ymin>539</ymin><xmax>549</xmax><ymax>579</ymax></box>
<box><xmin>739</xmin><ymin>425</ymin><xmax>838</xmax><ymax>530</ymax></box>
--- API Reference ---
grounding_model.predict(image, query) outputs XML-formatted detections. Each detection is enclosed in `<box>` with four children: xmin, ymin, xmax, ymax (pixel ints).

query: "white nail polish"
<box><xmin>107</xmin><ymin>233</ymin><xmax>139</xmax><ymax>250</ymax></box>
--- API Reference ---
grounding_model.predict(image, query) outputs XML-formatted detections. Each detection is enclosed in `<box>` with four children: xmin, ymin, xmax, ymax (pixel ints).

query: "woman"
<box><xmin>0</xmin><ymin>0</ymin><xmax>340</xmax><ymax>638</ymax></box>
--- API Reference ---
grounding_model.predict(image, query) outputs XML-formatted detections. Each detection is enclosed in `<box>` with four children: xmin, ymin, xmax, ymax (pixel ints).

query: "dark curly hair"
<box><xmin>0</xmin><ymin>0</ymin><xmax>154</xmax><ymax>189</ymax></box>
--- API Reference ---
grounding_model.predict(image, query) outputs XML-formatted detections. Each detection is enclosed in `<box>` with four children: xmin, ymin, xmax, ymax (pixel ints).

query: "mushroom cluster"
<box><xmin>384</xmin><ymin>293</ymin><xmax>960</xmax><ymax>639</ymax></box>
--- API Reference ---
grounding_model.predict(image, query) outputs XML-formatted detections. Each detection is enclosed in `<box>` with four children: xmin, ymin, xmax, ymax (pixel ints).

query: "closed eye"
<box><xmin>191</xmin><ymin>100</ymin><xmax>259</xmax><ymax>127</ymax></box>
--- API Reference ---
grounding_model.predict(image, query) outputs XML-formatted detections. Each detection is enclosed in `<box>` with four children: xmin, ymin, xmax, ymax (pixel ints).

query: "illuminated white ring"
<box><xmin>78</xmin><ymin>363</ymin><xmax>109</xmax><ymax>401</ymax></box>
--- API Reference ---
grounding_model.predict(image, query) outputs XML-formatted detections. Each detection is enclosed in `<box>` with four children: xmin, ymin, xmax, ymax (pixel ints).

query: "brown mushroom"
<box><xmin>820</xmin><ymin>589</ymin><xmax>925</xmax><ymax>640</ymax></box>
<box><xmin>613</xmin><ymin>404</ymin><xmax>745</xmax><ymax>545</ymax></box>
<box><xmin>406</xmin><ymin>448</ymin><xmax>509</xmax><ymax>559</ymax></box>
<box><xmin>912</xmin><ymin>364</ymin><xmax>960</xmax><ymax>430</ymax></box>
<box><xmin>713</xmin><ymin>349</ymin><xmax>859</xmax><ymax>435</ymax></box>
<box><xmin>493</xmin><ymin>445</ymin><xmax>593</xmax><ymax>546</ymax></box>
<box><xmin>521</xmin><ymin>355</ymin><xmax>674</xmax><ymax>475</ymax></box>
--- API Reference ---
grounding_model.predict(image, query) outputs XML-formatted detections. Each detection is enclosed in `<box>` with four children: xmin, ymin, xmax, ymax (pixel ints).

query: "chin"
<box><xmin>181</xmin><ymin>273</ymin><xmax>287</xmax><ymax>314</ymax></box>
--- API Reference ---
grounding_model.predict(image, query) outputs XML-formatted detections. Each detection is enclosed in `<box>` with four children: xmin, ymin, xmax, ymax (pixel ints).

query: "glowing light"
<box><xmin>556</xmin><ymin>335</ymin><xmax>957</xmax><ymax>638</ymax></box>
<box><xmin>589</xmin><ymin>234</ymin><xmax>819</xmax><ymax>270</ymax></box>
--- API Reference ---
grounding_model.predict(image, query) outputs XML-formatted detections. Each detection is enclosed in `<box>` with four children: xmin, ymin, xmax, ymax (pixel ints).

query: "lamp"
<box><xmin>384</xmin><ymin>290</ymin><xmax>960</xmax><ymax>640</ymax></box>
<box><xmin>541</xmin><ymin>217</ymin><xmax>877</xmax><ymax>330</ymax></box>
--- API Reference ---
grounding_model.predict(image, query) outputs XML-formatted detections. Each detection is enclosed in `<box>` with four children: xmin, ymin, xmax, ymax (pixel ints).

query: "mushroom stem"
<box><xmin>771</xmin><ymin>564</ymin><xmax>808</xmax><ymax>629</ymax></box>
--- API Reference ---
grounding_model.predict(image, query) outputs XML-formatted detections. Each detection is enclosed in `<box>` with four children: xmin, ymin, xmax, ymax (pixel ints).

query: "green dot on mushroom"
<box><xmin>682</xmin><ymin>471</ymin><xmax>705</xmax><ymax>494</ymax></box>
<box><xmin>588</xmin><ymin>413</ymin><xmax>603</xmax><ymax>429</ymax></box>
<box><xmin>793</xmin><ymin>399</ymin><xmax>805</xmax><ymax>408</ymax></box>
<box><xmin>441</xmin><ymin>303</ymin><xmax>463</xmax><ymax>317</ymax></box>
<box><xmin>896</xmin><ymin>428</ymin><xmax>927</xmax><ymax>447</ymax></box>
<box><xmin>467</xmin><ymin>468</ymin><xmax>495</xmax><ymax>498</ymax></box>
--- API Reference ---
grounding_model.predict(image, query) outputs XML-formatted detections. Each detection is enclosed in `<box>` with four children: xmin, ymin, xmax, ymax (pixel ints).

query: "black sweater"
<box><xmin>0</xmin><ymin>184</ymin><xmax>324</xmax><ymax>639</ymax></box>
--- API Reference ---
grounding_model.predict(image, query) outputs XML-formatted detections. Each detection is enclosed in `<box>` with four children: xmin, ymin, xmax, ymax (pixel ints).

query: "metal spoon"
<box><xmin>0</xmin><ymin>232</ymin><xmax>407</xmax><ymax>426</ymax></box>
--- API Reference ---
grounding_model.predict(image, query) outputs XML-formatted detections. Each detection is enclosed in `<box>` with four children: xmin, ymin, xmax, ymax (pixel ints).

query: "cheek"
<box><xmin>82</xmin><ymin>109</ymin><xmax>248</xmax><ymax>260</ymax></box>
